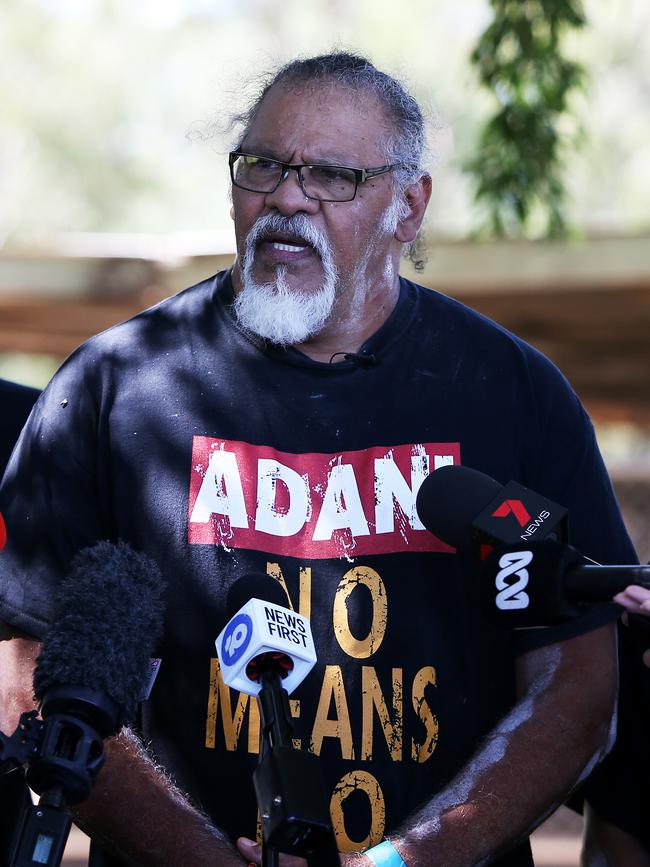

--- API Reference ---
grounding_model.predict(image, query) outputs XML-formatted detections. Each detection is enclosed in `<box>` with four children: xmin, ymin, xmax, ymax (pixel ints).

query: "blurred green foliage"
<box><xmin>468</xmin><ymin>0</ymin><xmax>586</xmax><ymax>238</ymax></box>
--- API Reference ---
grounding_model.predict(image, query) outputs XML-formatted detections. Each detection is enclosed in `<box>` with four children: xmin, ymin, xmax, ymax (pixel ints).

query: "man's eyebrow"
<box><xmin>237</xmin><ymin>144</ymin><xmax>360</xmax><ymax>166</ymax></box>
<box><xmin>237</xmin><ymin>145</ymin><xmax>279</xmax><ymax>159</ymax></box>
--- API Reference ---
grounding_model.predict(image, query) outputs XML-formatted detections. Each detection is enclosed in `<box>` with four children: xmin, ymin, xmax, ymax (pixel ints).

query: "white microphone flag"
<box><xmin>215</xmin><ymin>598</ymin><xmax>316</xmax><ymax>696</ymax></box>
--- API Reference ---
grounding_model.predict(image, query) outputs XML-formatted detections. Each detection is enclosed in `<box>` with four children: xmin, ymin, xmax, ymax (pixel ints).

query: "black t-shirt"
<box><xmin>0</xmin><ymin>273</ymin><xmax>635</xmax><ymax>865</ymax></box>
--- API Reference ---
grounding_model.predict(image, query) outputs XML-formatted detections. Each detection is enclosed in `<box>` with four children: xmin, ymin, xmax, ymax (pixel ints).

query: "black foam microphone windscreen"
<box><xmin>33</xmin><ymin>540</ymin><xmax>165</xmax><ymax>729</ymax></box>
<box><xmin>415</xmin><ymin>464</ymin><xmax>502</xmax><ymax>549</ymax></box>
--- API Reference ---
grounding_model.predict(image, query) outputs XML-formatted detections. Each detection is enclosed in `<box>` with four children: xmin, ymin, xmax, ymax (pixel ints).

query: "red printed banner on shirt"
<box><xmin>187</xmin><ymin>438</ymin><xmax>460</xmax><ymax>559</ymax></box>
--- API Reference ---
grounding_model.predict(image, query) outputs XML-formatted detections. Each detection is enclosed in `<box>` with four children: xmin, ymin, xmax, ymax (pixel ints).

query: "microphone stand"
<box><xmin>0</xmin><ymin>687</ymin><xmax>117</xmax><ymax>867</ymax></box>
<box><xmin>254</xmin><ymin>663</ymin><xmax>338</xmax><ymax>867</ymax></box>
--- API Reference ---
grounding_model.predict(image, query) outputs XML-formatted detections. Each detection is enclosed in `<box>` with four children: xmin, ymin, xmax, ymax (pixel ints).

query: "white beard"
<box><xmin>234</xmin><ymin>213</ymin><xmax>339</xmax><ymax>346</ymax></box>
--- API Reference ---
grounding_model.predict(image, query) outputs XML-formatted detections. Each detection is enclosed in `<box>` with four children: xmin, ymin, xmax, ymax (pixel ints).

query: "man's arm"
<box><xmin>381</xmin><ymin>623</ymin><xmax>617</xmax><ymax>867</ymax></box>
<box><xmin>235</xmin><ymin>623</ymin><xmax>618</xmax><ymax>867</ymax></box>
<box><xmin>0</xmin><ymin>627</ymin><xmax>244</xmax><ymax>867</ymax></box>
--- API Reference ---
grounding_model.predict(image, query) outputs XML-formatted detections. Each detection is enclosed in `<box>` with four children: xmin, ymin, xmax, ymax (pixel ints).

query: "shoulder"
<box><xmin>52</xmin><ymin>272</ymin><xmax>226</xmax><ymax>378</ymax></box>
<box><xmin>403</xmin><ymin>277</ymin><xmax>572</xmax><ymax>391</ymax></box>
<box><xmin>25</xmin><ymin>272</ymin><xmax>229</xmax><ymax>424</ymax></box>
<box><xmin>87</xmin><ymin>271</ymin><xmax>224</xmax><ymax>354</ymax></box>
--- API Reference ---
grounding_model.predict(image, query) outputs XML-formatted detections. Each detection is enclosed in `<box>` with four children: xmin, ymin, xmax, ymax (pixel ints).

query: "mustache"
<box><xmin>244</xmin><ymin>213</ymin><xmax>329</xmax><ymax>259</ymax></box>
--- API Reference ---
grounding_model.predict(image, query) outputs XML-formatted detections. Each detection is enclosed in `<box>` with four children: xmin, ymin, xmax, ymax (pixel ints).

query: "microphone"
<box><xmin>343</xmin><ymin>352</ymin><xmax>377</xmax><ymax>368</ymax></box>
<box><xmin>415</xmin><ymin>464</ymin><xmax>568</xmax><ymax>554</ymax></box>
<box><xmin>328</xmin><ymin>351</ymin><xmax>378</xmax><ymax>368</ymax></box>
<box><xmin>216</xmin><ymin>573</ymin><xmax>316</xmax><ymax>697</ymax></box>
<box><xmin>33</xmin><ymin>540</ymin><xmax>165</xmax><ymax>736</ymax></box>
<box><xmin>6</xmin><ymin>540</ymin><xmax>165</xmax><ymax>867</ymax></box>
<box><xmin>480</xmin><ymin>540</ymin><xmax>650</xmax><ymax>627</ymax></box>
<box><xmin>216</xmin><ymin>575</ymin><xmax>336</xmax><ymax>865</ymax></box>
<box><xmin>414</xmin><ymin>465</ymin><xmax>650</xmax><ymax>627</ymax></box>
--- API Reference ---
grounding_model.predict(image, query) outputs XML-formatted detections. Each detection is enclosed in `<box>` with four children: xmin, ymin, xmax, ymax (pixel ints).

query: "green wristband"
<box><xmin>364</xmin><ymin>840</ymin><xmax>407</xmax><ymax>867</ymax></box>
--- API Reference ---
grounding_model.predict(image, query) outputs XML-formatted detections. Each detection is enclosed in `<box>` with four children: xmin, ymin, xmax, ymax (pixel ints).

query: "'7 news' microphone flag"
<box><xmin>415</xmin><ymin>464</ymin><xmax>568</xmax><ymax>554</ymax></box>
<box><xmin>215</xmin><ymin>576</ymin><xmax>317</xmax><ymax>696</ymax></box>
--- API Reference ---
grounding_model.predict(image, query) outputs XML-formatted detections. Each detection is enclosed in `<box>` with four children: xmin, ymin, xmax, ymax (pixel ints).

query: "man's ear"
<box><xmin>229</xmin><ymin>205</ymin><xmax>235</xmax><ymax>220</ymax></box>
<box><xmin>395</xmin><ymin>174</ymin><xmax>432</xmax><ymax>243</ymax></box>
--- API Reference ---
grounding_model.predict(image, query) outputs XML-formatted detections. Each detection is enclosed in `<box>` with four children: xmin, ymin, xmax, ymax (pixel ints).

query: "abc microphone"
<box><xmin>479</xmin><ymin>540</ymin><xmax>650</xmax><ymax>627</ymax></box>
<box><xmin>415</xmin><ymin>465</ymin><xmax>650</xmax><ymax>627</ymax></box>
<box><xmin>215</xmin><ymin>575</ymin><xmax>336</xmax><ymax>866</ymax></box>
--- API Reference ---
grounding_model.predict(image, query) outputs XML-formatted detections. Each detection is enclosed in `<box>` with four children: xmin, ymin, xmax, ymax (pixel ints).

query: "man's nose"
<box><xmin>264</xmin><ymin>168</ymin><xmax>320</xmax><ymax>216</ymax></box>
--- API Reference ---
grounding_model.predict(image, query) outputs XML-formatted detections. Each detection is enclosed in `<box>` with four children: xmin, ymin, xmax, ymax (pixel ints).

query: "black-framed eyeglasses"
<box><xmin>229</xmin><ymin>151</ymin><xmax>402</xmax><ymax>203</ymax></box>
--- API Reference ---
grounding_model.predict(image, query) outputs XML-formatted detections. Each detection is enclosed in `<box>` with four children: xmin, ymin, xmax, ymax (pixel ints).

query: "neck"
<box><xmin>294</xmin><ymin>270</ymin><xmax>401</xmax><ymax>362</ymax></box>
<box><xmin>230</xmin><ymin>252</ymin><xmax>401</xmax><ymax>363</ymax></box>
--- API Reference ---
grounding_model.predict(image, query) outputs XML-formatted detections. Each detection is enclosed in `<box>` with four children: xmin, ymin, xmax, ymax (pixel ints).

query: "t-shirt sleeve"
<box><xmin>511</xmin><ymin>346</ymin><xmax>636</xmax><ymax>654</ymax></box>
<box><xmin>0</xmin><ymin>346</ymin><xmax>110</xmax><ymax>638</ymax></box>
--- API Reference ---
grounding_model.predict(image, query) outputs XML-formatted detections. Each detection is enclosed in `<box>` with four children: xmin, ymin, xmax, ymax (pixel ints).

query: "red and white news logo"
<box><xmin>187</xmin><ymin>438</ymin><xmax>460</xmax><ymax>558</ymax></box>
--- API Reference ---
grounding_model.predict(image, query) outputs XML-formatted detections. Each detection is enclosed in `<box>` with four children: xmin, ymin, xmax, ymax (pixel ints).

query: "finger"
<box><xmin>621</xmin><ymin>585</ymin><xmax>650</xmax><ymax>605</ymax></box>
<box><xmin>613</xmin><ymin>586</ymin><xmax>650</xmax><ymax>613</ymax></box>
<box><xmin>613</xmin><ymin>592</ymin><xmax>639</xmax><ymax>614</ymax></box>
<box><xmin>237</xmin><ymin>837</ymin><xmax>261</xmax><ymax>865</ymax></box>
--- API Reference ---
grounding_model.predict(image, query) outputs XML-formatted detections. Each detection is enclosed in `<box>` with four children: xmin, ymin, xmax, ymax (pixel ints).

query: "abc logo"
<box><xmin>220</xmin><ymin>613</ymin><xmax>253</xmax><ymax>666</ymax></box>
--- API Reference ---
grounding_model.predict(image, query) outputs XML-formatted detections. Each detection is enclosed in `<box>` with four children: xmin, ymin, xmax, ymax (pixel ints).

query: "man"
<box><xmin>0</xmin><ymin>377</ymin><xmax>40</xmax><ymax>864</ymax></box>
<box><xmin>0</xmin><ymin>54</ymin><xmax>637</xmax><ymax>866</ymax></box>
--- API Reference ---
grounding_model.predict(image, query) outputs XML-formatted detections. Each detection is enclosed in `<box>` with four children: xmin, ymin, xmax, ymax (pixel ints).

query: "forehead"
<box><xmin>241</xmin><ymin>83</ymin><xmax>394</xmax><ymax>165</ymax></box>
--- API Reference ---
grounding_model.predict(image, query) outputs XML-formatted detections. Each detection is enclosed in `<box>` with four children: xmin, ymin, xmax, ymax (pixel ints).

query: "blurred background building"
<box><xmin>1</xmin><ymin>1</ymin><xmax>649</xmax><ymax>863</ymax></box>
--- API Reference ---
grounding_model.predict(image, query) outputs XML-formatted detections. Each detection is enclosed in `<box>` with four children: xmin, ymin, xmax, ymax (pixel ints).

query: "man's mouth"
<box><xmin>270</xmin><ymin>241</ymin><xmax>308</xmax><ymax>253</ymax></box>
<box><xmin>256</xmin><ymin>232</ymin><xmax>317</xmax><ymax>261</ymax></box>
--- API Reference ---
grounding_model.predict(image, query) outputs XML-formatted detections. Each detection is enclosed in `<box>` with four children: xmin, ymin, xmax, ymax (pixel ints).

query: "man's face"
<box><xmin>230</xmin><ymin>84</ymin><xmax>406</xmax><ymax>343</ymax></box>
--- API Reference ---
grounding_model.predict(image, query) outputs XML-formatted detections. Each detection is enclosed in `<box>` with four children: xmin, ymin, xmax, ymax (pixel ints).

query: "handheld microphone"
<box><xmin>480</xmin><ymin>540</ymin><xmax>650</xmax><ymax>627</ymax></box>
<box><xmin>415</xmin><ymin>465</ymin><xmax>649</xmax><ymax>627</ymax></box>
<box><xmin>216</xmin><ymin>574</ymin><xmax>316</xmax><ymax>696</ymax></box>
<box><xmin>33</xmin><ymin>540</ymin><xmax>165</xmax><ymax>736</ymax></box>
<box><xmin>415</xmin><ymin>464</ymin><xmax>568</xmax><ymax>554</ymax></box>
<box><xmin>5</xmin><ymin>540</ymin><xmax>165</xmax><ymax>867</ymax></box>
<box><xmin>216</xmin><ymin>575</ymin><xmax>336</xmax><ymax>865</ymax></box>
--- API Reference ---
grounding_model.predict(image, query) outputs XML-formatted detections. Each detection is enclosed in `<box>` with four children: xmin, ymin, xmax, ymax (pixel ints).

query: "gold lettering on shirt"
<box><xmin>411</xmin><ymin>665</ymin><xmax>439</xmax><ymax>763</ymax></box>
<box><xmin>361</xmin><ymin>667</ymin><xmax>403</xmax><ymax>761</ymax></box>
<box><xmin>205</xmin><ymin>657</ymin><xmax>253</xmax><ymax>751</ymax></box>
<box><xmin>247</xmin><ymin>694</ymin><xmax>260</xmax><ymax>753</ymax></box>
<box><xmin>330</xmin><ymin>770</ymin><xmax>385</xmax><ymax>852</ymax></box>
<box><xmin>266</xmin><ymin>562</ymin><xmax>312</xmax><ymax>619</ymax></box>
<box><xmin>256</xmin><ymin>811</ymin><xmax>262</xmax><ymax>846</ymax></box>
<box><xmin>290</xmin><ymin>698</ymin><xmax>301</xmax><ymax>750</ymax></box>
<box><xmin>333</xmin><ymin>566</ymin><xmax>387</xmax><ymax>658</ymax></box>
<box><xmin>309</xmin><ymin>665</ymin><xmax>354</xmax><ymax>759</ymax></box>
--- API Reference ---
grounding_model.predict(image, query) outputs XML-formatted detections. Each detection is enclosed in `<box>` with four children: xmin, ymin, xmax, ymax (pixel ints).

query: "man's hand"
<box><xmin>614</xmin><ymin>584</ymin><xmax>650</xmax><ymax>616</ymax></box>
<box><xmin>236</xmin><ymin>836</ymin><xmax>369</xmax><ymax>866</ymax></box>
<box><xmin>237</xmin><ymin>837</ymin><xmax>306</xmax><ymax>866</ymax></box>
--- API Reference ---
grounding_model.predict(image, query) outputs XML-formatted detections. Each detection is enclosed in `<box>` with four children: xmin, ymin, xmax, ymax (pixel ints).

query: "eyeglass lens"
<box><xmin>232</xmin><ymin>155</ymin><xmax>357</xmax><ymax>201</ymax></box>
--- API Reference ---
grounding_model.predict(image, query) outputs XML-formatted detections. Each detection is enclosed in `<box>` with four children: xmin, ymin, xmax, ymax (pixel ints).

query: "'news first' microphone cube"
<box><xmin>216</xmin><ymin>598</ymin><xmax>316</xmax><ymax>696</ymax></box>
